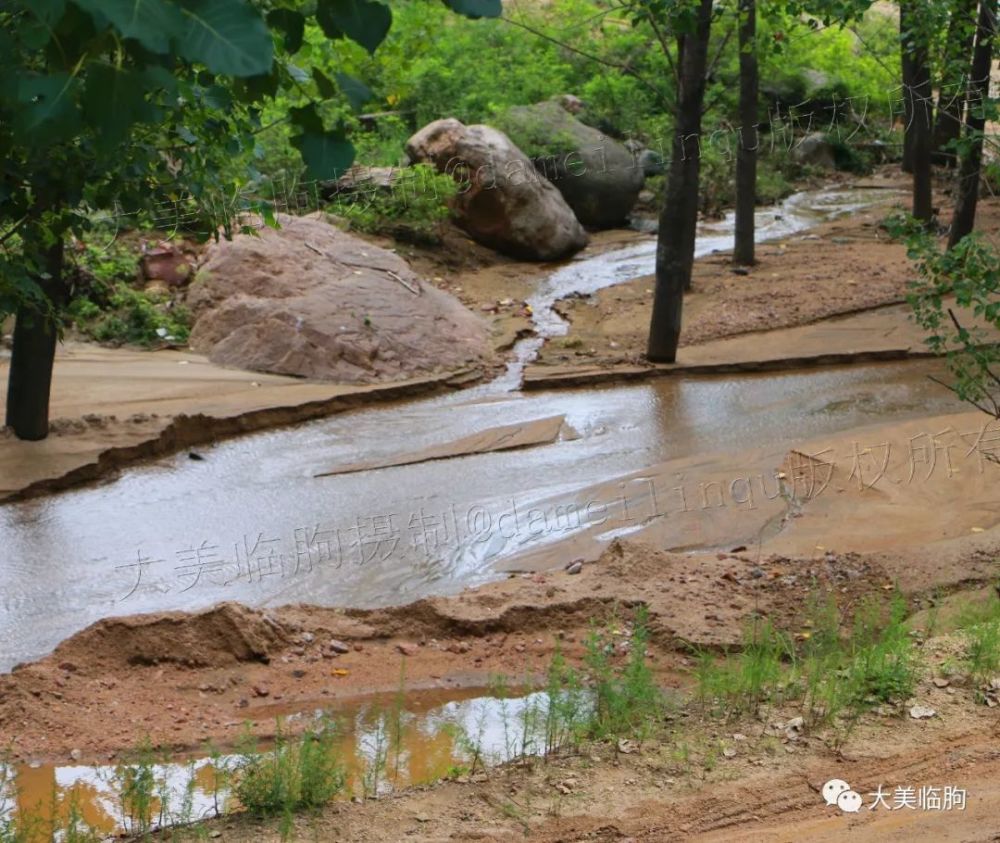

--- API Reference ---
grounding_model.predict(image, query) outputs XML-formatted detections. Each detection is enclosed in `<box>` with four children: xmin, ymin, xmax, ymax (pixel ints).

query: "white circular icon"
<box><xmin>822</xmin><ymin>778</ymin><xmax>851</xmax><ymax>806</ymax></box>
<box><xmin>837</xmin><ymin>790</ymin><xmax>863</xmax><ymax>813</ymax></box>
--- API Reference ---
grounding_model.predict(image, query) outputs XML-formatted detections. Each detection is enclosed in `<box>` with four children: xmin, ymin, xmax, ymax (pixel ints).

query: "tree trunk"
<box><xmin>5</xmin><ymin>232</ymin><xmax>66</xmax><ymax>441</ymax></box>
<box><xmin>932</xmin><ymin>0</ymin><xmax>978</xmax><ymax>165</ymax></box>
<box><xmin>900</xmin><ymin>0</ymin><xmax>934</xmax><ymax>221</ymax></box>
<box><xmin>949</xmin><ymin>0</ymin><xmax>996</xmax><ymax>247</ymax></box>
<box><xmin>734</xmin><ymin>0</ymin><xmax>758</xmax><ymax>267</ymax></box>
<box><xmin>646</xmin><ymin>0</ymin><xmax>713</xmax><ymax>363</ymax></box>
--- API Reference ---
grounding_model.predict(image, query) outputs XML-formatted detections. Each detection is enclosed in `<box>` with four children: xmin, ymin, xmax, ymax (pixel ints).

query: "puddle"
<box><xmin>3</xmin><ymin>687</ymin><xmax>581</xmax><ymax>838</ymax></box>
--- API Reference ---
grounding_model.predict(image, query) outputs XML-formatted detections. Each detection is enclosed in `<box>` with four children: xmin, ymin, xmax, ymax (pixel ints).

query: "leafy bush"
<box><xmin>67</xmin><ymin>240</ymin><xmax>191</xmax><ymax>347</ymax></box>
<box><xmin>235</xmin><ymin>720</ymin><xmax>345</xmax><ymax>821</ymax></box>
<box><xmin>329</xmin><ymin>163</ymin><xmax>457</xmax><ymax>243</ymax></box>
<box><xmin>584</xmin><ymin>607</ymin><xmax>666</xmax><ymax>743</ymax></box>
<box><xmin>898</xmin><ymin>220</ymin><xmax>1000</xmax><ymax>415</ymax></box>
<box><xmin>70</xmin><ymin>285</ymin><xmax>191</xmax><ymax>347</ymax></box>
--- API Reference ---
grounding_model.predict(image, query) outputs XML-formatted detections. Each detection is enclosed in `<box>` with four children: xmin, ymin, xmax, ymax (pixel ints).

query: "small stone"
<box><xmin>251</xmin><ymin>684</ymin><xmax>269</xmax><ymax>698</ymax></box>
<box><xmin>69</xmin><ymin>749</ymin><xmax>82</xmax><ymax>762</ymax></box>
<box><xmin>397</xmin><ymin>642</ymin><xmax>420</xmax><ymax>657</ymax></box>
<box><xmin>909</xmin><ymin>704</ymin><xmax>936</xmax><ymax>719</ymax></box>
<box><xmin>327</xmin><ymin>639</ymin><xmax>350</xmax><ymax>655</ymax></box>
<box><xmin>566</xmin><ymin>561</ymin><xmax>583</xmax><ymax>575</ymax></box>
<box><xmin>932</xmin><ymin>677</ymin><xmax>950</xmax><ymax>688</ymax></box>
<box><xmin>723</xmin><ymin>747</ymin><xmax>737</xmax><ymax>758</ymax></box>
<box><xmin>300</xmin><ymin>632</ymin><xmax>315</xmax><ymax>644</ymax></box>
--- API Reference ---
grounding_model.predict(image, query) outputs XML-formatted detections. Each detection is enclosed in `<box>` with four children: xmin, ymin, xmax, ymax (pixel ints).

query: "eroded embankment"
<box><xmin>3</xmin><ymin>535</ymin><xmax>999</xmax><ymax>765</ymax></box>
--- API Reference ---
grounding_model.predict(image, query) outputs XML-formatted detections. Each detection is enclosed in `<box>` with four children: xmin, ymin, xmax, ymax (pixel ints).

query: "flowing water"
<box><xmin>0</xmin><ymin>183</ymin><xmax>960</xmax><ymax>676</ymax></box>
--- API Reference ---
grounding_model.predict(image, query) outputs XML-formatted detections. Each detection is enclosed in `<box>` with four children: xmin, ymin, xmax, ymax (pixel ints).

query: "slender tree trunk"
<box><xmin>647</xmin><ymin>0</ymin><xmax>713</xmax><ymax>363</ymax></box>
<box><xmin>734</xmin><ymin>0</ymin><xmax>758</xmax><ymax>266</ymax></box>
<box><xmin>901</xmin><ymin>0</ymin><xmax>934</xmax><ymax>221</ymax></box>
<box><xmin>949</xmin><ymin>0</ymin><xmax>996</xmax><ymax>247</ymax></box>
<box><xmin>5</xmin><ymin>230</ymin><xmax>66</xmax><ymax>441</ymax></box>
<box><xmin>932</xmin><ymin>0</ymin><xmax>978</xmax><ymax>165</ymax></box>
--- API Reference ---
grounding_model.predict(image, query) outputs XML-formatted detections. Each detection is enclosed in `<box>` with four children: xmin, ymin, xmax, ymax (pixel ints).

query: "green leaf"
<box><xmin>289</xmin><ymin>103</ymin><xmax>325</xmax><ymax>134</ymax></box>
<box><xmin>441</xmin><ymin>0</ymin><xmax>501</xmax><ymax>18</ymax></box>
<box><xmin>81</xmin><ymin>64</ymin><xmax>155</xmax><ymax>152</ymax></box>
<box><xmin>177</xmin><ymin>0</ymin><xmax>274</xmax><ymax>77</ymax></box>
<box><xmin>291</xmin><ymin>131</ymin><xmax>356</xmax><ymax>180</ymax></box>
<box><xmin>13</xmin><ymin>0</ymin><xmax>65</xmax><ymax>26</ymax></box>
<box><xmin>316</xmin><ymin>0</ymin><xmax>392</xmax><ymax>55</ymax></box>
<box><xmin>232</xmin><ymin>68</ymin><xmax>280</xmax><ymax>102</ymax></box>
<box><xmin>14</xmin><ymin>73</ymin><xmax>81</xmax><ymax>144</ymax></box>
<box><xmin>312</xmin><ymin>68</ymin><xmax>338</xmax><ymax>99</ymax></box>
<box><xmin>266</xmin><ymin>8</ymin><xmax>306</xmax><ymax>53</ymax></box>
<box><xmin>335</xmin><ymin>72</ymin><xmax>373</xmax><ymax>111</ymax></box>
<box><xmin>72</xmin><ymin>0</ymin><xmax>185</xmax><ymax>53</ymax></box>
<box><xmin>140</xmin><ymin>64</ymin><xmax>179</xmax><ymax>98</ymax></box>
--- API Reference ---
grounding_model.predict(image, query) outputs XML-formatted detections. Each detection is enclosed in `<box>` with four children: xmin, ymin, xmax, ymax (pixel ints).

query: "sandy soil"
<box><xmin>184</xmin><ymin>697</ymin><xmax>1000</xmax><ymax>842</ymax></box>
<box><xmin>0</xmin><ymin>345</ymin><xmax>476</xmax><ymax>502</ymax></box>
<box><xmin>3</xmin><ymin>532</ymin><xmax>1000</xmax><ymax>841</ymax></box>
<box><xmin>535</xmin><ymin>174</ymin><xmax>1000</xmax><ymax>370</ymax></box>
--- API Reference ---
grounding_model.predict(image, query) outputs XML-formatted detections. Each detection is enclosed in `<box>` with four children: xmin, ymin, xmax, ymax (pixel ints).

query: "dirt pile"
<box><xmin>40</xmin><ymin>602</ymin><xmax>290</xmax><ymax>671</ymax></box>
<box><xmin>188</xmin><ymin>213</ymin><xmax>493</xmax><ymax>383</ymax></box>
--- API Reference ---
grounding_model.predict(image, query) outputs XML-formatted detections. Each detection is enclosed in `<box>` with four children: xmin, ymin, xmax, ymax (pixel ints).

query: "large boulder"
<box><xmin>405</xmin><ymin>118</ymin><xmax>587</xmax><ymax>261</ymax></box>
<box><xmin>792</xmin><ymin>132</ymin><xmax>837</xmax><ymax>168</ymax></box>
<box><xmin>187</xmin><ymin>213</ymin><xmax>492</xmax><ymax>383</ymax></box>
<box><xmin>499</xmin><ymin>100</ymin><xmax>646</xmax><ymax>228</ymax></box>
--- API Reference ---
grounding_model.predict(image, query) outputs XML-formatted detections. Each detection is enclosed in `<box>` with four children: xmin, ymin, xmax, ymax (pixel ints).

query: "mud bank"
<box><xmin>3</xmin><ymin>517</ymin><xmax>999</xmax><ymax>766</ymax></box>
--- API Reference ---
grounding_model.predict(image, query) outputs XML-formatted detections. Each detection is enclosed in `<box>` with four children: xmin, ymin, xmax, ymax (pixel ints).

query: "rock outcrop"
<box><xmin>187</xmin><ymin>213</ymin><xmax>492</xmax><ymax>383</ymax></box>
<box><xmin>405</xmin><ymin>118</ymin><xmax>587</xmax><ymax>260</ymax></box>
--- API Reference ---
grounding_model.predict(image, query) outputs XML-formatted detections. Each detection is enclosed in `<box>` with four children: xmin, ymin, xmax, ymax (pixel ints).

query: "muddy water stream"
<box><xmin>0</xmin><ymin>184</ymin><xmax>960</xmax><ymax>674</ymax></box>
<box><xmin>5</xmin><ymin>687</ymin><xmax>569</xmax><ymax>838</ymax></box>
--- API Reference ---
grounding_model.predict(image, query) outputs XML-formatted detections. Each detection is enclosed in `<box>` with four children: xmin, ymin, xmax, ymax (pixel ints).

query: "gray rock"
<box><xmin>501</xmin><ymin>100</ymin><xmax>646</xmax><ymax>228</ymax></box>
<box><xmin>792</xmin><ymin>132</ymin><xmax>837</xmax><ymax>168</ymax></box>
<box><xmin>406</xmin><ymin>118</ymin><xmax>587</xmax><ymax>260</ymax></box>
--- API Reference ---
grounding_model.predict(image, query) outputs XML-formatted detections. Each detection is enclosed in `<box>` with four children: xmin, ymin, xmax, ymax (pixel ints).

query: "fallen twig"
<box><xmin>387</xmin><ymin>269</ymin><xmax>420</xmax><ymax>295</ymax></box>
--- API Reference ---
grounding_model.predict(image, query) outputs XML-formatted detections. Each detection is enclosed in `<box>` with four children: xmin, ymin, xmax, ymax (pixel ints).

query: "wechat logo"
<box><xmin>823</xmin><ymin>779</ymin><xmax>863</xmax><ymax>813</ymax></box>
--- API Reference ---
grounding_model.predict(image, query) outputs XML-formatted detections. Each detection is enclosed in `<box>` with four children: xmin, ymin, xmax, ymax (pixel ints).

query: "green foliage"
<box><xmin>235</xmin><ymin>719</ymin><xmax>345</xmax><ymax>823</ymax></box>
<box><xmin>493</xmin><ymin>110</ymin><xmax>580</xmax><ymax>160</ymax></box>
<box><xmin>67</xmin><ymin>240</ymin><xmax>190</xmax><ymax>346</ymax></box>
<box><xmin>584</xmin><ymin>606</ymin><xmax>666</xmax><ymax>743</ymax></box>
<box><xmin>695</xmin><ymin>592</ymin><xmax>918</xmax><ymax>743</ymax></box>
<box><xmin>70</xmin><ymin>284</ymin><xmax>191</xmax><ymax>347</ymax></box>
<box><xmin>963</xmin><ymin>617</ymin><xmax>1000</xmax><ymax>686</ymax></box>
<box><xmin>0</xmin><ymin>0</ymin><xmax>498</xmax><ymax>355</ymax></box>
<box><xmin>897</xmin><ymin>219</ymin><xmax>1000</xmax><ymax>417</ymax></box>
<box><xmin>955</xmin><ymin>593</ymin><xmax>1000</xmax><ymax>687</ymax></box>
<box><xmin>104</xmin><ymin>739</ymin><xmax>160</xmax><ymax>840</ymax></box>
<box><xmin>330</xmin><ymin>164</ymin><xmax>457</xmax><ymax>243</ymax></box>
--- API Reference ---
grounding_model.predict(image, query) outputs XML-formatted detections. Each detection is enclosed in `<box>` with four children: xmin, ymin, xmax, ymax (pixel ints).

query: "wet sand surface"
<box><xmin>0</xmin><ymin>358</ymin><xmax>967</xmax><ymax>671</ymax></box>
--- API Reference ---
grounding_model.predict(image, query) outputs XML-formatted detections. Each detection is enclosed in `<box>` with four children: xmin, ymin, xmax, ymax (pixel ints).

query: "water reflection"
<box><xmin>6</xmin><ymin>688</ymin><xmax>567</xmax><ymax>839</ymax></box>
